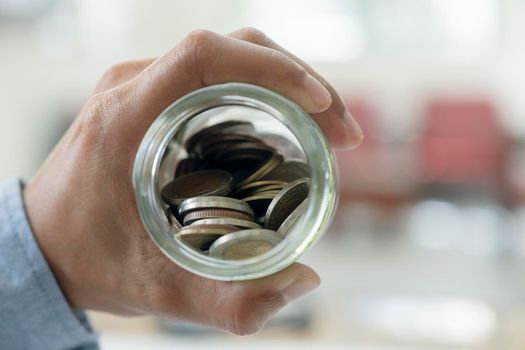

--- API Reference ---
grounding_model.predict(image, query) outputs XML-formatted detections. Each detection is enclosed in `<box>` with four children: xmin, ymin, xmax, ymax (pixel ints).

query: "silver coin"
<box><xmin>277</xmin><ymin>198</ymin><xmax>308</xmax><ymax>237</ymax></box>
<box><xmin>178</xmin><ymin>196</ymin><xmax>254</xmax><ymax>217</ymax></box>
<box><xmin>209</xmin><ymin>229</ymin><xmax>283</xmax><ymax>260</ymax></box>
<box><xmin>190</xmin><ymin>218</ymin><xmax>261</xmax><ymax>229</ymax></box>
<box><xmin>182</xmin><ymin>209</ymin><xmax>253</xmax><ymax>226</ymax></box>
<box><xmin>264</xmin><ymin>178</ymin><xmax>310</xmax><ymax>230</ymax></box>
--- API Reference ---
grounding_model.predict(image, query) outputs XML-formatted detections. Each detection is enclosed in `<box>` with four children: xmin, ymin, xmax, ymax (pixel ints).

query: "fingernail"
<box><xmin>303</xmin><ymin>74</ymin><xmax>332</xmax><ymax>111</ymax></box>
<box><xmin>281</xmin><ymin>275</ymin><xmax>320</xmax><ymax>303</ymax></box>
<box><xmin>341</xmin><ymin>110</ymin><xmax>364</xmax><ymax>149</ymax></box>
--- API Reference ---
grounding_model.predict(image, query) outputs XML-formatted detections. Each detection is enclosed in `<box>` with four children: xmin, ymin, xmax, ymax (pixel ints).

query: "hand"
<box><xmin>24</xmin><ymin>28</ymin><xmax>362</xmax><ymax>335</ymax></box>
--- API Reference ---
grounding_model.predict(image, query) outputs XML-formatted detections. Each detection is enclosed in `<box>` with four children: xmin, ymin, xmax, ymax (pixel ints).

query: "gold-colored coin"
<box><xmin>236</xmin><ymin>152</ymin><xmax>283</xmax><ymax>187</ymax></box>
<box><xmin>209</xmin><ymin>229</ymin><xmax>282</xmax><ymax>260</ymax></box>
<box><xmin>190</xmin><ymin>218</ymin><xmax>261</xmax><ymax>229</ymax></box>
<box><xmin>175</xmin><ymin>224</ymin><xmax>239</xmax><ymax>250</ymax></box>
<box><xmin>236</xmin><ymin>180</ymin><xmax>287</xmax><ymax>193</ymax></box>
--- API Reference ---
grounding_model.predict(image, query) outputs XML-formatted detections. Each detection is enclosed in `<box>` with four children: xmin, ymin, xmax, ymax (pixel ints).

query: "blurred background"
<box><xmin>2</xmin><ymin>0</ymin><xmax>525</xmax><ymax>349</ymax></box>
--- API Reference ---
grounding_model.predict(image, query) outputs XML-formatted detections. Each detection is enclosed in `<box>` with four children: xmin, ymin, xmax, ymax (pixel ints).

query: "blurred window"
<box><xmin>244</xmin><ymin>0</ymin><xmax>500</xmax><ymax>62</ymax></box>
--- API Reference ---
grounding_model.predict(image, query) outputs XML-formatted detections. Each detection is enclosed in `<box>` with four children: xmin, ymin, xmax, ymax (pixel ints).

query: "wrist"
<box><xmin>23</xmin><ymin>176</ymin><xmax>80</xmax><ymax>308</ymax></box>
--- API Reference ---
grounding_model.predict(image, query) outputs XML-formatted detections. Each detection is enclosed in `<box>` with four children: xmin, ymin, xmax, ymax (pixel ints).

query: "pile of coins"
<box><xmin>160</xmin><ymin>121</ymin><xmax>310</xmax><ymax>260</ymax></box>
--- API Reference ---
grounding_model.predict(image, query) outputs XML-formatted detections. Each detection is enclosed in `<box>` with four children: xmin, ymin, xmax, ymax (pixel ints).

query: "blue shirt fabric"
<box><xmin>0</xmin><ymin>178</ymin><xmax>99</xmax><ymax>350</ymax></box>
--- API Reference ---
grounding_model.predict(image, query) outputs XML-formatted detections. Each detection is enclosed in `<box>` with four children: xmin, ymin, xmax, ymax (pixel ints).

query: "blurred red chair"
<box><xmin>415</xmin><ymin>98</ymin><xmax>507</xmax><ymax>193</ymax></box>
<box><xmin>336</xmin><ymin>99</ymin><xmax>415</xmax><ymax>209</ymax></box>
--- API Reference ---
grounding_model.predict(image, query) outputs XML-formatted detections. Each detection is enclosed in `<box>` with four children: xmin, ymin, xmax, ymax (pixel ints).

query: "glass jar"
<box><xmin>132</xmin><ymin>82</ymin><xmax>337</xmax><ymax>281</ymax></box>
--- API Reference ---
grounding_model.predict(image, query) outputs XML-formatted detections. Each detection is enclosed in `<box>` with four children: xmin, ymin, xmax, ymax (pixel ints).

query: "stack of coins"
<box><xmin>161</xmin><ymin>120</ymin><xmax>310</xmax><ymax>260</ymax></box>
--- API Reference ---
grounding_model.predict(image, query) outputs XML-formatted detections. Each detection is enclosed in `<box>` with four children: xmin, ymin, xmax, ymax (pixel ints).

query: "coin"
<box><xmin>190</xmin><ymin>218</ymin><xmax>261</xmax><ymax>229</ymax></box>
<box><xmin>277</xmin><ymin>198</ymin><xmax>308</xmax><ymax>237</ymax></box>
<box><xmin>213</xmin><ymin>142</ymin><xmax>274</xmax><ymax>160</ymax></box>
<box><xmin>236</xmin><ymin>187</ymin><xmax>286</xmax><ymax>200</ymax></box>
<box><xmin>235</xmin><ymin>180</ymin><xmax>287</xmax><ymax>194</ymax></box>
<box><xmin>174</xmin><ymin>158</ymin><xmax>204</xmax><ymax>178</ymax></box>
<box><xmin>161</xmin><ymin>120</ymin><xmax>315</xmax><ymax>260</ymax></box>
<box><xmin>242</xmin><ymin>192</ymin><xmax>279</xmax><ymax>218</ymax></box>
<box><xmin>264</xmin><ymin>178</ymin><xmax>310</xmax><ymax>230</ymax></box>
<box><xmin>209</xmin><ymin>229</ymin><xmax>283</xmax><ymax>260</ymax></box>
<box><xmin>219</xmin><ymin>151</ymin><xmax>273</xmax><ymax>170</ymax></box>
<box><xmin>246</xmin><ymin>190</ymin><xmax>282</xmax><ymax>198</ymax></box>
<box><xmin>161</xmin><ymin>170</ymin><xmax>232</xmax><ymax>206</ymax></box>
<box><xmin>249</xmin><ymin>184</ymin><xmax>286</xmax><ymax>195</ymax></box>
<box><xmin>235</xmin><ymin>152</ymin><xmax>284</xmax><ymax>187</ymax></box>
<box><xmin>178</xmin><ymin>196</ymin><xmax>254</xmax><ymax>217</ymax></box>
<box><xmin>176</xmin><ymin>224</ymin><xmax>239</xmax><ymax>250</ymax></box>
<box><xmin>186</xmin><ymin>121</ymin><xmax>255</xmax><ymax>156</ymax></box>
<box><xmin>166</xmin><ymin>208</ymin><xmax>183</xmax><ymax>232</ymax></box>
<box><xmin>262</xmin><ymin>161</ymin><xmax>310</xmax><ymax>183</ymax></box>
<box><xmin>200</xmin><ymin>133</ymin><xmax>263</xmax><ymax>154</ymax></box>
<box><xmin>183</xmin><ymin>209</ymin><xmax>253</xmax><ymax>225</ymax></box>
<box><xmin>258</xmin><ymin>134</ymin><xmax>305</xmax><ymax>159</ymax></box>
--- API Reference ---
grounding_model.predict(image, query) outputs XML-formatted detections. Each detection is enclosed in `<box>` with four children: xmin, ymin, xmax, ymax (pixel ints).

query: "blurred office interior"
<box><xmin>1</xmin><ymin>0</ymin><xmax>525</xmax><ymax>349</ymax></box>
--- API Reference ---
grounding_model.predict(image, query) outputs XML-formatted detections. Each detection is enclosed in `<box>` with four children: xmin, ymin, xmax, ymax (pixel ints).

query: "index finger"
<box><xmin>124</xmin><ymin>30</ymin><xmax>333</xmax><ymax>133</ymax></box>
<box><xmin>228</xmin><ymin>28</ymin><xmax>363</xmax><ymax>149</ymax></box>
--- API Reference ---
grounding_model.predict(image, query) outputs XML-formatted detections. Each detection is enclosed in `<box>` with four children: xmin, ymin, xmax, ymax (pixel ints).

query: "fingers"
<box><xmin>155</xmin><ymin>263</ymin><xmax>320</xmax><ymax>335</ymax></box>
<box><xmin>127</xmin><ymin>30</ymin><xmax>332</xmax><ymax>130</ymax></box>
<box><xmin>228</xmin><ymin>27</ymin><xmax>363</xmax><ymax>149</ymax></box>
<box><xmin>93</xmin><ymin>58</ymin><xmax>155</xmax><ymax>94</ymax></box>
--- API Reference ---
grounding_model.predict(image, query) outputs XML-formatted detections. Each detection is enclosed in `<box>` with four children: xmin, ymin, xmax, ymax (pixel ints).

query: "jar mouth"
<box><xmin>133</xmin><ymin>83</ymin><xmax>337</xmax><ymax>281</ymax></box>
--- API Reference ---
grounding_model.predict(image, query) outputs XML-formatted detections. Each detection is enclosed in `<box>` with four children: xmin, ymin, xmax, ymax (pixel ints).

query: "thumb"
<box><xmin>210</xmin><ymin>263</ymin><xmax>320</xmax><ymax>335</ymax></box>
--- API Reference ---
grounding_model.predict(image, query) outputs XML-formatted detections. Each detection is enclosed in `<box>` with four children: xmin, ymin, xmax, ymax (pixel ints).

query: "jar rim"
<box><xmin>132</xmin><ymin>82</ymin><xmax>337</xmax><ymax>281</ymax></box>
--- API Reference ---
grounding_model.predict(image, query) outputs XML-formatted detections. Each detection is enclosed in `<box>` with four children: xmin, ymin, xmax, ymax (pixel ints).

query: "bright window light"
<box><xmin>243</xmin><ymin>0</ymin><xmax>365</xmax><ymax>63</ymax></box>
<box><xmin>429</xmin><ymin>0</ymin><xmax>498</xmax><ymax>52</ymax></box>
<box><xmin>354</xmin><ymin>296</ymin><xmax>497</xmax><ymax>346</ymax></box>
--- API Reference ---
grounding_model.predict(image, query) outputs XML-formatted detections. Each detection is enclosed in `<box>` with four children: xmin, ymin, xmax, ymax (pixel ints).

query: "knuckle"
<box><xmin>99</xmin><ymin>61</ymin><xmax>131</xmax><ymax>86</ymax></box>
<box><xmin>236</xmin><ymin>27</ymin><xmax>268</xmax><ymax>43</ymax></box>
<box><xmin>228</xmin><ymin>304</ymin><xmax>260</xmax><ymax>336</ymax></box>
<box><xmin>289</xmin><ymin>64</ymin><xmax>309</xmax><ymax>87</ymax></box>
<box><xmin>179</xmin><ymin>30</ymin><xmax>218</xmax><ymax>82</ymax></box>
<box><xmin>225</xmin><ymin>289</ymin><xmax>285</xmax><ymax>336</ymax></box>
<box><xmin>78</xmin><ymin>89</ymin><xmax>128</xmax><ymax>137</ymax></box>
<box><xmin>182</xmin><ymin>29</ymin><xmax>216</xmax><ymax>53</ymax></box>
<box><xmin>268</xmin><ymin>48</ymin><xmax>288</xmax><ymax>62</ymax></box>
<box><xmin>266</xmin><ymin>49</ymin><xmax>306</xmax><ymax>84</ymax></box>
<box><xmin>78</xmin><ymin>94</ymin><xmax>108</xmax><ymax>136</ymax></box>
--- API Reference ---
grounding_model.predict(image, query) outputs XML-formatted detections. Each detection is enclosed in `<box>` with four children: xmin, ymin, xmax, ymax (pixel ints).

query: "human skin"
<box><xmin>23</xmin><ymin>28</ymin><xmax>363</xmax><ymax>335</ymax></box>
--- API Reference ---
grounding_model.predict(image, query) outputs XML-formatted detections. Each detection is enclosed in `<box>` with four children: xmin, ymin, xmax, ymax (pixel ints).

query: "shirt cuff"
<box><xmin>0</xmin><ymin>177</ymin><xmax>99</xmax><ymax>350</ymax></box>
